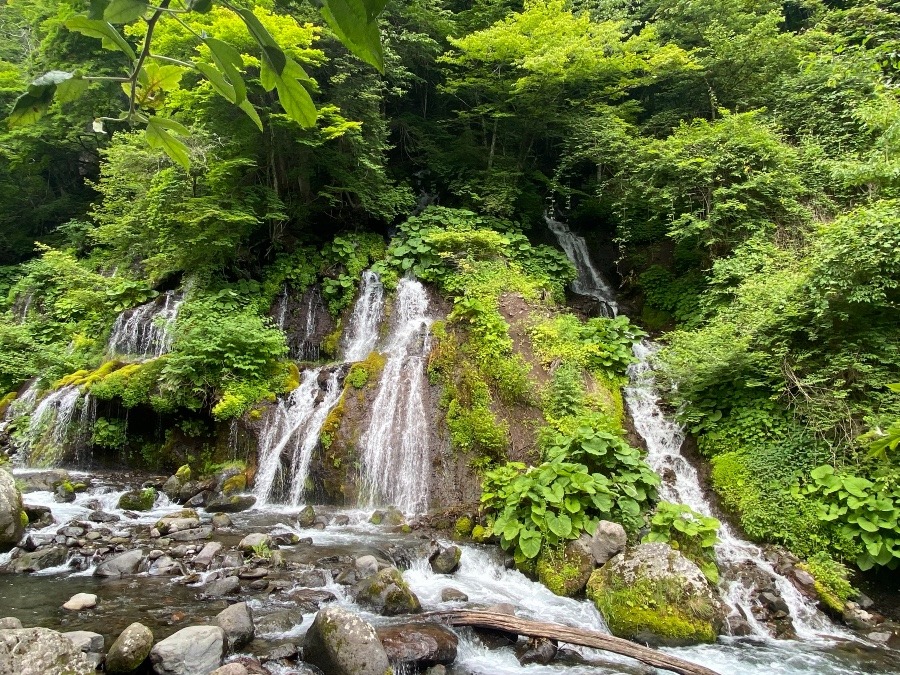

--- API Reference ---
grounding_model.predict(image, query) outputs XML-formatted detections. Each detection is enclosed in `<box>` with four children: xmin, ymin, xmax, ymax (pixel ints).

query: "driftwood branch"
<box><xmin>424</xmin><ymin>610</ymin><xmax>720</xmax><ymax>675</ymax></box>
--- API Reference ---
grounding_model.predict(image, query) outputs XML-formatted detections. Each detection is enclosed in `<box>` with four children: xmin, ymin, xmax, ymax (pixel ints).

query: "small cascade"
<box><xmin>254</xmin><ymin>367</ymin><xmax>344</xmax><ymax>506</ymax></box>
<box><xmin>0</xmin><ymin>380</ymin><xmax>39</xmax><ymax>435</ymax></box>
<box><xmin>12</xmin><ymin>292</ymin><xmax>33</xmax><ymax>323</ymax></box>
<box><xmin>545</xmin><ymin>215</ymin><xmax>617</xmax><ymax>317</ymax></box>
<box><xmin>358</xmin><ymin>277</ymin><xmax>433</xmax><ymax>514</ymax></box>
<box><xmin>107</xmin><ymin>290</ymin><xmax>184</xmax><ymax>358</ymax></box>
<box><xmin>274</xmin><ymin>285</ymin><xmax>326</xmax><ymax>361</ymax></box>
<box><xmin>342</xmin><ymin>270</ymin><xmax>385</xmax><ymax>362</ymax></box>
<box><xmin>23</xmin><ymin>386</ymin><xmax>84</xmax><ymax>465</ymax></box>
<box><xmin>549</xmin><ymin>216</ymin><xmax>836</xmax><ymax>639</ymax></box>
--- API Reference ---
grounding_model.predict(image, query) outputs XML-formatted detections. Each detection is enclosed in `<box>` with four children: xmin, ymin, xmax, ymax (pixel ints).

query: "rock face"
<box><xmin>95</xmin><ymin>549</ymin><xmax>144</xmax><ymax>578</ymax></box>
<box><xmin>355</xmin><ymin>567</ymin><xmax>422</xmax><ymax>616</ymax></box>
<box><xmin>586</xmin><ymin>542</ymin><xmax>725</xmax><ymax>647</ymax></box>
<box><xmin>377</xmin><ymin>623</ymin><xmax>458</xmax><ymax>667</ymax></box>
<box><xmin>590</xmin><ymin>520</ymin><xmax>627</xmax><ymax>566</ymax></box>
<box><xmin>106</xmin><ymin>622</ymin><xmax>154</xmax><ymax>673</ymax></box>
<box><xmin>0</xmin><ymin>627</ymin><xmax>94</xmax><ymax>675</ymax></box>
<box><xmin>536</xmin><ymin>537</ymin><xmax>594</xmax><ymax>597</ymax></box>
<box><xmin>0</xmin><ymin>469</ymin><xmax>25</xmax><ymax>548</ymax></box>
<box><xmin>302</xmin><ymin>606</ymin><xmax>391</xmax><ymax>675</ymax></box>
<box><xmin>215</xmin><ymin>602</ymin><xmax>254</xmax><ymax>651</ymax></box>
<box><xmin>149</xmin><ymin>625</ymin><xmax>225</xmax><ymax>675</ymax></box>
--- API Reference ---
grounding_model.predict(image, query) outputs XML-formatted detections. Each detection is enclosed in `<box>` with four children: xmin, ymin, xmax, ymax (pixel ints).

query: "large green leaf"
<box><xmin>8</xmin><ymin>71</ymin><xmax>76</xmax><ymax>128</ymax></box>
<box><xmin>195</xmin><ymin>62</ymin><xmax>262</xmax><ymax>131</ymax></box>
<box><xmin>546</xmin><ymin>512</ymin><xmax>572</xmax><ymax>538</ymax></box>
<box><xmin>260</xmin><ymin>56</ymin><xmax>317</xmax><ymax>128</ymax></box>
<box><xmin>103</xmin><ymin>0</ymin><xmax>148</xmax><ymax>23</ymax></box>
<box><xmin>205</xmin><ymin>38</ymin><xmax>246</xmax><ymax>105</ymax></box>
<box><xmin>518</xmin><ymin>529</ymin><xmax>542</xmax><ymax>559</ymax></box>
<box><xmin>234</xmin><ymin>7</ymin><xmax>279</xmax><ymax>49</ymax></box>
<box><xmin>145</xmin><ymin>117</ymin><xmax>190</xmax><ymax>171</ymax></box>
<box><xmin>65</xmin><ymin>16</ymin><xmax>136</xmax><ymax>59</ymax></box>
<box><xmin>320</xmin><ymin>0</ymin><xmax>384</xmax><ymax>72</ymax></box>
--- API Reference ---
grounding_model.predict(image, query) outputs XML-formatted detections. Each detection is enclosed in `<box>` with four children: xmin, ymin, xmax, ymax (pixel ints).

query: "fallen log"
<box><xmin>424</xmin><ymin>610</ymin><xmax>720</xmax><ymax>675</ymax></box>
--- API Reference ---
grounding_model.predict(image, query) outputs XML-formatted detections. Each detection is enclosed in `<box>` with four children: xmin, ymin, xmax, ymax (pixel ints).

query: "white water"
<box><xmin>274</xmin><ymin>285</ymin><xmax>324</xmax><ymax>361</ymax></box>
<box><xmin>0</xmin><ymin>380</ymin><xmax>39</xmax><ymax>436</ymax></box>
<box><xmin>545</xmin><ymin>215</ymin><xmax>617</xmax><ymax>316</ymax></box>
<box><xmin>358</xmin><ymin>278</ymin><xmax>433</xmax><ymax>514</ymax></box>
<box><xmin>342</xmin><ymin>270</ymin><xmax>385</xmax><ymax>362</ymax></box>
<box><xmin>107</xmin><ymin>290</ymin><xmax>184</xmax><ymax>358</ymax></box>
<box><xmin>23</xmin><ymin>386</ymin><xmax>83</xmax><ymax>465</ymax></box>
<box><xmin>548</xmin><ymin>216</ymin><xmax>837</xmax><ymax>640</ymax></box>
<box><xmin>253</xmin><ymin>368</ymin><xmax>344</xmax><ymax>506</ymax></box>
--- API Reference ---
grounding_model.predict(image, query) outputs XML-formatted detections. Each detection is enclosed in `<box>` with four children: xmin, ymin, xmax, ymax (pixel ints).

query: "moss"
<box><xmin>320</xmin><ymin>391</ymin><xmax>346</xmax><ymax>450</ymax></box>
<box><xmin>282</xmin><ymin>362</ymin><xmax>301</xmax><ymax>391</ymax></box>
<box><xmin>454</xmin><ymin>516</ymin><xmax>473</xmax><ymax>538</ymax></box>
<box><xmin>0</xmin><ymin>391</ymin><xmax>16</xmax><ymax>417</ymax></box>
<box><xmin>175</xmin><ymin>464</ymin><xmax>192</xmax><ymax>481</ymax></box>
<box><xmin>346</xmin><ymin>363</ymin><xmax>370</xmax><ymax>389</ymax></box>
<box><xmin>472</xmin><ymin>524</ymin><xmax>491</xmax><ymax>543</ymax></box>
<box><xmin>20</xmin><ymin>510</ymin><xmax>28</xmax><ymax>528</ymax></box>
<box><xmin>536</xmin><ymin>544</ymin><xmax>592</xmax><ymax>597</ymax></box>
<box><xmin>369</xmin><ymin>510</ymin><xmax>384</xmax><ymax>525</ymax></box>
<box><xmin>798</xmin><ymin>553</ymin><xmax>855</xmax><ymax>614</ymax></box>
<box><xmin>118</xmin><ymin>487</ymin><xmax>157</xmax><ymax>511</ymax></box>
<box><xmin>321</xmin><ymin>322</ymin><xmax>343</xmax><ymax>358</ymax></box>
<box><xmin>586</xmin><ymin>571</ymin><xmax>718</xmax><ymax>646</ymax></box>
<box><xmin>222</xmin><ymin>473</ymin><xmax>247</xmax><ymax>495</ymax></box>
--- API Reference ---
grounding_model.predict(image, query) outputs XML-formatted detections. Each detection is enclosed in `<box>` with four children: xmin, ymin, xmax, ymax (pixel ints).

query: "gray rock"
<box><xmin>167</xmin><ymin>525</ymin><xmax>212</xmax><ymax>542</ymax></box>
<box><xmin>255</xmin><ymin>610</ymin><xmax>301</xmax><ymax>635</ymax></box>
<box><xmin>215</xmin><ymin>602</ymin><xmax>254</xmax><ymax>652</ymax></box>
<box><xmin>211</xmin><ymin>513</ymin><xmax>233</xmax><ymax>529</ymax></box>
<box><xmin>429</xmin><ymin>545</ymin><xmax>461</xmax><ymax>574</ymax></box>
<box><xmin>204</xmin><ymin>575</ymin><xmax>240</xmax><ymax>597</ymax></box>
<box><xmin>303</xmin><ymin>606</ymin><xmax>390</xmax><ymax>675</ymax></box>
<box><xmin>150</xmin><ymin>625</ymin><xmax>225</xmax><ymax>675</ymax></box>
<box><xmin>162</xmin><ymin>475</ymin><xmax>182</xmax><ymax>501</ymax></box>
<box><xmin>106</xmin><ymin>621</ymin><xmax>154</xmax><ymax>673</ymax></box>
<box><xmin>590</xmin><ymin>520</ymin><xmax>627</xmax><ymax>565</ymax></box>
<box><xmin>238</xmin><ymin>533</ymin><xmax>272</xmax><ymax>552</ymax></box>
<box><xmin>95</xmin><ymin>548</ymin><xmax>144</xmax><ymax>578</ymax></box>
<box><xmin>209</xmin><ymin>664</ymin><xmax>249</xmax><ymax>675</ymax></box>
<box><xmin>194</xmin><ymin>541</ymin><xmax>223</xmax><ymax>568</ymax></box>
<box><xmin>287</xmin><ymin>589</ymin><xmax>337</xmax><ymax>613</ymax></box>
<box><xmin>8</xmin><ymin>545</ymin><xmax>67</xmax><ymax>573</ymax></box>
<box><xmin>149</xmin><ymin>555</ymin><xmax>182</xmax><ymax>576</ymax></box>
<box><xmin>517</xmin><ymin>637</ymin><xmax>557</xmax><ymax>665</ymax></box>
<box><xmin>0</xmin><ymin>617</ymin><xmax>23</xmax><ymax>629</ymax></box>
<box><xmin>88</xmin><ymin>509</ymin><xmax>119</xmax><ymax>523</ymax></box>
<box><xmin>155</xmin><ymin>517</ymin><xmax>200</xmax><ymax>535</ymax></box>
<box><xmin>0</xmin><ymin>627</ymin><xmax>93</xmax><ymax>675</ymax></box>
<box><xmin>294</xmin><ymin>569</ymin><xmax>327</xmax><ymax>587</ymax></box>
<box><xmin>355</xmin><ymin>555</ymin><xmax>379</xmax><ymax>578</ymax></box>
<box><xmin>18</xmin><ymin>469</ymin><xmax>69</xmax><ymax>493</ymax></box>
<box><xmin>62</xmin><ymin>592</ymin><xmax>97</xmax><ymax>611</ymax></box>
<box><xmin>63</xmin><ymin>630</ymin><xmax>104</xmax><ymax>654</ymax></box>
<box><xmin>0</xmin><ymin>468</ymin><xmax>24</xmax><ymax>547</ymax></box>
<box><xmin>441</xmin><ymin>587</ymin><xmax>468</xmax><ymax>602</ymax></box>
<box><xmin>377</xmin><ymin>623</ymin><xmax>458</xmax><ymax>666</ymax></box>
<box><xmin>205</xmin><ymin>495</ymin><xmax>256</xmax><ymax>513</ymax></box>
<box><xmin>354</xmin><ymin>567</ymin><xmax>421</xmax><ymax>616</ymax></box>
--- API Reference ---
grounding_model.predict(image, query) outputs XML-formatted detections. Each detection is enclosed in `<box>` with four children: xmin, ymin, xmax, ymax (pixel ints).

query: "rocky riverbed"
<box><xmin>1</xmin><ymin>467</ymin><xmax>900</xmax><ymax>675</ymax></box>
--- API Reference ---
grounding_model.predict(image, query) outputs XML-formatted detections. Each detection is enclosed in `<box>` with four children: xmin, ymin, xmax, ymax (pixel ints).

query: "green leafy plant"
<box><xmin>644</xmin><ymin>502</ymin><xmax>721</xmax><ymax>582</ymax></box>
<box><xmin>797</xmin><ymin>551</ymin><xmax>856</xmax><ymax>613</ymax></box>
<box><xmin>91</xmin><ymin>417</ymin><xmax>128</xmax><ymax>450</ymax></box>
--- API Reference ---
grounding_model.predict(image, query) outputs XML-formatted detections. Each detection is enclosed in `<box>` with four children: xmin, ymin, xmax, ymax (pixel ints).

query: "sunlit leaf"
<box><xmin>145</xmin><ymin>117</ymin><xmax>190</xmax><ymax>171</ymax></box>
<box><xmin>103</xmin><ymin>0</ymin><xmax>148</xmax><ymax>24</ymax></box>
<box><xmin>65</xmin><ymin>16</ymin><xmax>136</xmax><ymax>59</ymax></box>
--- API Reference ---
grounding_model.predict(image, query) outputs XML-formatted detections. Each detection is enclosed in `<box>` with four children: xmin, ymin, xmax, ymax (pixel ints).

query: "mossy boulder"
<box><xmin>355</xmin><ymin>567</ymin><xmax>422</xmax><ymax>616</ymax></box>
<box><xmin>117</xmin><ymin>488</ymin><xmax>157</xmax><ymax>512</ymax></box>
<box><xmin>175</xmin><ymin>465</ymin><xmax>192</xmax><ymax>482</ymax></box>
<box><xmin>454</xmin><ymin>516</ymin><xmax>473</xmax><ymax>538</ymax></box>
<box><xmin>586</xmin><ymin>542</ymin><xmax>725</xmax><ymax>647</ymax></box>
<box><xmin>221</xmin><ymin>474</ymin><xmax>246</xmax><ymax>496</ymax></box>
<box><xmin>536</xmin><ymin>537</ymin><xmax>594</xmax><ymax>597</ymax></box>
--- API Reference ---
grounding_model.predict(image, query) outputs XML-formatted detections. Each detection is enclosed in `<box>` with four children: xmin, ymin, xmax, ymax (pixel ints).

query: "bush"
<box><xmin>644</xmin><ymin>502</ymin><xmax>721</xmax><ymax>582</ymax></box>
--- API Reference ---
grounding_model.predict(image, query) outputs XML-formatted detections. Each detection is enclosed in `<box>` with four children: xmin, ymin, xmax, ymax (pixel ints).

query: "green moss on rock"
<box><xmin>454</xmin><ymin>516</ymin><xmax>473</xmax><ymax>538</ymax></box>
<box><xmin>536</xmin><ymin>541</ymin><xmax>593</xmax><ymax>597</ymax></box>
<box><xmin>118</xmin><ymin>487</ymin><xmax>157</xmax><ymax>511</ymax></box>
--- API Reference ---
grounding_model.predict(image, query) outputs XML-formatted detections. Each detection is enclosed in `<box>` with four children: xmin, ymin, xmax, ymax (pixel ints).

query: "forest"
<box><xmin>0</xmin><ymin>0</ymin><xmax>899</xmax><ymax>665</ymax></box>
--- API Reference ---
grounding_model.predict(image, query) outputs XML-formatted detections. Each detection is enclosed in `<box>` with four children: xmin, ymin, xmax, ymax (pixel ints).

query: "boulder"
<box><xmin>18</xmin><ymin>469</ymin><xmax>69</xmax><ymax>493</ymax></box>
<box><xmin>355</xmin><ymin>555</ymin><xmax>379</xmax><ymax>579</ymax></box>
<box><xmin>149</xmin><ymin>625</ymin><xmax>225</xmax><ymax>675</ymax></box>
<box><xmin>118</xmin><ymin>488</ymin><xmax>157</xmax><ymax>511</ymax></box>
<box><xmin>590</xmin><ymin>520</ymin><xmax>627</xmax><ymax>566</ymax></box>
<box><xmin>441</xmin><ymin>588</ymin><xmax>468</xmax><ymax>602</ymax></box>
<box><xmin>255</xmin><ymin>610</ymin><xmax>301</xmax><ymax>635</ymax></box>
<box><xmin>54</xmin><ymin>482</ymin><xmax>76</xmax><ymax>503</ymax></box>
<box><xmin>0</xmin><ymin>618</ymin><xmax>22</xmax><ymax>629</ymax></box>
<box><xmin>154</xmin><ymin>516</ymin><xmax>200</xmax><ymax>535</ymax></box>
<box><xmin>167</xmin><ymin>525</ymin><xmax>212</xmax><ymax>542</ymax></box>
<box><xmin>8</xmin><ymin>545</ymin><xmax>67</xmax><ymax>573</ymax></box>
<box><xmin>0</xmin><ymin>469</ymin><xmax>25</xmax><ymax>548</ymax></box>
<box><xmin>211</xmin><ymin>513</ymin><xmax>233</xmax><ymax>529</ymax></box>
<box><xmin>302</xmin><ymin>606</ymin><xmax>391</xmax><ymax>675</ymax></box>
<box><xmin>205</xmin><ymin>495</ymin><xmax>256</xmax><ymax>513</ymax></box>
<box><xmin>22</xmin><ymin>503</ymin><xmax>52</xmax><ymax>527</ymax></box>
<box><xmin>517</xmin><ymin>637</ymin><xmax>557</xmax><ymax>665</ymax></box>
<box><xmin>95</xmin><ymin>549</ymin><xmax>144</xmax><ymax>578</ymax></box>
<box><xmin>162</xmin><ymin>475</ymin><xmax>182</xmax><ymax>501</ymax></box>
<box><xmin>297</xmin><ymin>505</ymin><xmax>316</xmax><ymax>527</ymax></box>
<box><xmin>0</xmin><ymin>627</ymin><xmax>93</xmax><ymax>675</ymax></box>
<box><xmin>209</xmin><ymin>665</ymin><xmax>249</xmax><ymax>675</ymax></box>
<box><xmin>354</xmin><ymin>567</ymin><xmax>422</xmax><ymax>616</ymax></box>
<box><xmin>536</xmin><ymin>537</ymin><xmax>594</xmax><ymax>597</ymax></box>
<box><xmin>63</xmin><ymin>630</ymin><xmax>104</xmax><ymax>654</ymax></box>
<box><xmin>204</xmin><ymin>575</ymin><xmax>240</xmax><ymax>597</ymax></box>
<box><xmin>586</xmin><ymin>542</ymin><xmax>726</xmax><ymax>646</ymax></box>
<box><xmin>376</xmin><ymin>623</ymin><xmax>458</xmax><ymax>667</ymax></box>
<box><xmin>215</xmin><ymin>602</ymin><xmax>254</xmax><ymax>652</ymax></box>
<box><xmin>194</xmin><ymin>541</ymin><xmax>223</xmax><ymax>568</ymax></box>
<box><xmin>238</xmin><ymin>533</ymin><xmax>272</xmax><ymax>552</ymax></box>
<box><xmin>429</xmin><ymin>545</ymin><xmax>461</xmax><ymax>574</ymax></box>
<box><xmin>62</xmin><ymin>592</ymin><xmax>97</xmax><ymax>611</ymax></box>
<box><xmin>286</xmin><ymin>589</ymin><xmax>337</xmax><ymax>612</ymax></box>
<box><xmin>88</xmin><ymin>509</ymin><xmax>119</xmax><ymax>523</ymax></box>
<box><xmin>106</xmin><ymin>622</ymin><xmax>154</xmax><ymax>673</ymax></box>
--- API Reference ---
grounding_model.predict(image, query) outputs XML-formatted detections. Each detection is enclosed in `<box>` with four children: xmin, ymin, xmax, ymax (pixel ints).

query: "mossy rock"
<box><xmin>471</xmin><ymin>524</ymin><xmax>491</xmax><ymax>543</ymax></box>
<box><xmin>586</xmin><ymin>542</ymin><xmax>725</xmax><ymax>647</ymax></box>
<box><xmin>454</xmin><ymin>516</ymin><xmax>473</xmax><ymax>538</ymax></box>
<box><xmin>117</xmin><ymin>487</ymin><xmax>157</xmax><ymax>512</ymax></box>
<box><xmin>355</xmin><ymin>567</ymin><xmax>422</xmax><ymax>616</ymax></box>
<box><xmin>536</xmin><ymin>538</ymin><xmax>593</xmax><ymax>597</ymax></box>
<box><xmin>221</xmin><ymin>474</ymin><xmax>246</xmax><ymax>496</ymax></box>
<box><xmin>175</xmin><ymin>465</ymin><xmax>192</xmax><ymax>482</ymax></box>
<box><xmin>369</xmin><ymin>511</ymin><xmax>385</xmax><ymax>525</ymax></box>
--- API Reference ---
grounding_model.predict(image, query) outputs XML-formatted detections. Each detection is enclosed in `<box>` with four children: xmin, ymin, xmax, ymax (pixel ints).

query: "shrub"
<box><xmin>644</xmin><ymin>502</ymin><xmax>721</xmax><ymax>582</ymax></box>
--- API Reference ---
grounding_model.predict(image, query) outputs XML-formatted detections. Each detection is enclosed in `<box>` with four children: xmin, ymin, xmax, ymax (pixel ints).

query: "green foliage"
<box><xmin>798</xmin><ymin>551</ymin><xmax>856</xmax><ymax>614</ymax></box>
<box><xmin>796</xmin><ymin>464</ymin><xmax>900</xmax><ymax>571</ymax></box>
<box><xmin>346</xmin><ymin>363</ymin><xmax>370</xmax><ymax>389</ymax></box>
<box><xmin>91</xmin><ymin>416</ymin><xmax>127</xmax><ymax>450</ymax></box>
<box><xmin>644</xmin><ymin>502</ymin><xmax>721</xmax><ymax>583</ymax></box>
<box><xmin>530</xmin><ymin>314</ymin><xmax>645</xmax><ymax>378</ymax></box>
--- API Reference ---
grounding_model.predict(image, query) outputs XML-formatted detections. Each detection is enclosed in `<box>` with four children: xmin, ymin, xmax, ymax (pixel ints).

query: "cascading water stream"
<box><xmin>254</xmin><ymin>368</ymin><xmax>344</xmax><ymax>506</ymax></box>
<box><xmin>547</xmin><ymin>215</ymin><xmax>836</xmax><ymax>640</ymax></box>
<box><xmin>22</xmin><ymin>386</ymin><xmax>84</xmax><ymax>465</ymax></box>
<box><xmin>342</xmin><ymin>270</ymin><xmax>385</xmax><ymax>362</ymax></box>
<box><xmin>358</xmin><ymin>277</ymin><xmax>433</xmax><ymax>514</ymax></box>
<box><xmin>107</xmin><ymin>289</ymin><xmax>184</xmax><ymax>358</ymax></box>
<box><xmin>274</xmin><ymin>285</ymin><xmax>324</xmax><ymax>361</ymax></box>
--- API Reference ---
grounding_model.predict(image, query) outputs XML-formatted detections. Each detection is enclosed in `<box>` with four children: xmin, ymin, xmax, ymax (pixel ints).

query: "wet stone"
<box><xmin>204</xmin><ymin>575</ymin><xmax>241</xmax><ymax>597</ymax></box>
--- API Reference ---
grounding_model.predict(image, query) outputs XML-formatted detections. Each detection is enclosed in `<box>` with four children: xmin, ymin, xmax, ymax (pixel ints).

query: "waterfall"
<box><xmin>342</xmin><ymin>270</ymin><xmax>385</xmax><ymax>362</ymax></box>
<box><xmin>545</xmin><ymin>215</ymin><xmax>617</xmax><ymax>317</ymax></box>
<box><xmin>548</xmin><ymin>216</ymin><xmax>835</xmax><ymax>639</ymax></box>
<box><xmin>273</xmin><ymin>284</ymin><xmax>325</xmax><ymax>361</ymax></box>
<box><xmin>107</xmin><ymin>290</ymin><xmax>184</xmax><ymax>358</ymax></box>
<box><xmin>23</xmin><ymin>386</ymin><xmax>84</xmax><ymax>465</ymax></box>
<box><xmin>254</xmin><ymin>368</ymin><xmax>344</xmax><ymax>506</ymax></box>
<box><xmin>358</xmin><ymin>278</ymin><xmax>433</xmax><ymax>514</ymax></box>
